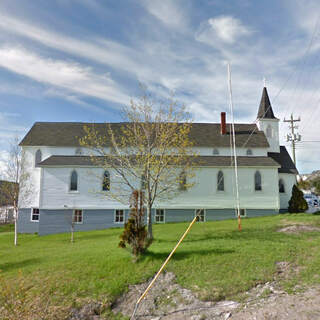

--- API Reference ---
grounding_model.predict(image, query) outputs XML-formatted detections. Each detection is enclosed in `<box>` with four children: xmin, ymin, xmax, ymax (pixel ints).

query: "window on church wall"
<box><xmin>213</xmin><ymin>148</ymin><xmax>219</xmax><ymax>155</ymax></box>
<box><xmin>73</xmin><ymin>210</ymin><xmax>83</xmax><ymax>224</ymax></box>
<box><xmin>254</xmin><ymin>171</ymin><xmax>262</xmax><ymax>191</ymax></box>
<box><xmin>279</xmin><ymin>179</ymin><xmax>285</xmax><ymax>193</ymax></box>
<box><xmin>266</xmin><ymin>125</ymin><xmax>272</xmax><ymax>138</ymax></box>
<box><xmin>179</xmin><ymin>171</ymin><xmax>187</xmax><ymax>191</ymax></box>
<box><xmin>195</xmin><ymin>209</ymin><xmax>205</xmax><ymax>222</ymax></box>
<box><xmin>35</xmin><ymin>149</ymin><xmax>42</xmax><ymax>167</ymax></box>
<box><xmin>75</xmin><ymin>147</ymin><xmax>83</xmax><ymax>155</ymax></box>
<box><xmin>246</xmin><ymin>149</ymin><xmax>253</xmax><ymax>156</ymax></box>
<box><xmin>70</xmin><ymin>170</ymin><xmax>78</xmax><ymax>191</ymax></box>
<box><xmin>115</xmin><ymin>209</ymin><xmax>124</xmax><ymax>223</ymax></box>
<box><xmin>102</xmin><ymin>171</ymin><xmax>110</xmax><ymax>191</ymax></box>
<box><xmin>217</xmin><ymin>171</ymin><xmax>224</xmax><ymax>191</ymax></box>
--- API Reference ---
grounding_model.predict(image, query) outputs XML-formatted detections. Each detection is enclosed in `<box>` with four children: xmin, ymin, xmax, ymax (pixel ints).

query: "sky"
<box><xmin>0</xmin><ymin>0</ymin><xmax>319</xmax><ymax>174</ymax></box>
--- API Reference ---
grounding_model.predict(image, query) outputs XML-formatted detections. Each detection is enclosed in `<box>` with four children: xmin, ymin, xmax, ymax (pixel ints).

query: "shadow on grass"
<box><xmin>141</xmin><ymin>248</ymin><xmax>235</xmax><ymax>262</ymax></box>
<box><xmin>0</xmin><ymin>258</ymin><xmax>41</xmax><ymax>272</ymax></box>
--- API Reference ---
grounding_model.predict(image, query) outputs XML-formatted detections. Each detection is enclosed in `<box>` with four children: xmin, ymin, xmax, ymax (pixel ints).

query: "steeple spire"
<box><xmin>257</xmin><ymin>86</ymin><xmax>277</xmax><ymax>119</ymax></box>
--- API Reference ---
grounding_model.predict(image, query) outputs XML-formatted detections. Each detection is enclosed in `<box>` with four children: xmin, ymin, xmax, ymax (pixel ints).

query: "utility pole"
<box><xmin>284</xmin><ymin>113</ymin><xmax>301</xmax><ymax>166</ymax></box>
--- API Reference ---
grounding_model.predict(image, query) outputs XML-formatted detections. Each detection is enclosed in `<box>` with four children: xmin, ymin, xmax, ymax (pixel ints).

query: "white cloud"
<box><xmin>196</xmin><ymin>15</ymin><xmax>252</xmax><ymax>45</ymax></box>
<box><xmin>0</xmin><ymin>46</ymin><xmax>130</xmax><ymax>106</ymax></box>
<box><xmin>141</xmin><ymin>0</ymin><xmax>188</xmax><ymax>30</ymax></box>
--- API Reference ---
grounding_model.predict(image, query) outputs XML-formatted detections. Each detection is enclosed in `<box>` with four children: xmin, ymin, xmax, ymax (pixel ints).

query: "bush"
<box><xmin>119</xmin><ymin>190</ymin><xmax>150</xmax><ymax>261</ymax></box>
<box><xmin>288</xmin><ymin>184</ymin><xmax>308</xmax><ymax>213</ymax></box>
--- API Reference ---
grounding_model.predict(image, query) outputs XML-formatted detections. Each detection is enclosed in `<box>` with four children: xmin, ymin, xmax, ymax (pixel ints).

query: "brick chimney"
<box><xmin>221</xmin><ymin>112</ymin><xmax>226</xmax><ymax>135</ymax></box>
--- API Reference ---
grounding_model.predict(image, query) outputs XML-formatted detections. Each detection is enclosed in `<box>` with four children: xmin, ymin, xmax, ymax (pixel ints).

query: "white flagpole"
<box><xmin>227</xmin><ymin>63</ymin><xmax>242</xmax><ymax>231</ymax></box>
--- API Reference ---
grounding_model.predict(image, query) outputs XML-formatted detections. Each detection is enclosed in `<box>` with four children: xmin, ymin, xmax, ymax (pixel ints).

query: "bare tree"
<box><xmin>2</xmin><ymin>136</ymin><xmax>33</xmax><ymax>246</ymax></box>
<box><xmin>80</xmin><ymin>89</ymin><xmax>197</xmax><ymax>240</ymax></box>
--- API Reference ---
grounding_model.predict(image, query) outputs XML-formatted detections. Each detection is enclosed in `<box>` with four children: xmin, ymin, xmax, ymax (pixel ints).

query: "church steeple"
<box><xmin>256</xmin><ymin>86</ymin><xmax>280</xmax><ymax>153</ymax></box>
<box><xmin>257</xmin><ymin>87</ymin><xmax>277</xmax><ymax>119</ymax></box>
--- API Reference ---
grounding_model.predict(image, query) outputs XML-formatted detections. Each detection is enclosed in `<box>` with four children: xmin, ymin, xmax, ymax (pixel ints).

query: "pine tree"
<box><xmin>288</xmin><ymin>184</ymin><xmax>308</xmax><ymax>213</ymax></box>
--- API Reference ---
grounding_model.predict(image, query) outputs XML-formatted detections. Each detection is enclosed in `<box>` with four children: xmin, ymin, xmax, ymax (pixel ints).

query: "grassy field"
<box><xmin>1</xmin><ymin>214</ymin><xmax>320</xmax><ymax>318</ymax></box>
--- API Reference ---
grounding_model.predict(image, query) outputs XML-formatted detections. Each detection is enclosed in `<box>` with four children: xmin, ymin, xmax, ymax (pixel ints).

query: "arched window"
<box><xmin>213</xmin><ymin>148</ymin><xmax>219</xmax><ymax>155</ymax></box>
<box><xmin>179</xmin><ymin>171</ymin><xmax>187</xmax><ymax>191</ymax></box>
<box><xmin>102</xmin><ymin>171</ymin><xmax>110</xmax><ymax>191</ymax></box>
<box><xmin>279</xmin><ymin>179</ymin><xmax>285</xmax><ymax>193</ymax></box>
<box><xmin>246</xmin><ymin>149</ymin><xmax>253</xmax><ymax>156</ymax></box>
<box><xmin>35</xmin><ymin>149</ymin><xmax>42</xmax><ymax>167</ymax></box>
<box><xmin>70</xmin><ymin>170</ymin><xmax>78</xmax><ymax>191</ymax></box>
<box><xmin>140</xmin><ymin>172</ymin><xmax>146</xmax><ymax>190</ymax></box>
<box><xmin>75</xmin><ymin>147</ymin><xmax>82</xmax><ymax>155</ymax></box>
<box><xmin>255</xmin><ymin>171</ymin><xmax>262</xmax><ymax>191</ymax></box>
<box><xmin>266</xmin><ymin>125</ymin><xmax>272</xmax><ymax>138</ymax></box>
<box><xmin>217</xmin><ymin>171</ymin><xmax>224</xmax><ymax>191</ymax></box>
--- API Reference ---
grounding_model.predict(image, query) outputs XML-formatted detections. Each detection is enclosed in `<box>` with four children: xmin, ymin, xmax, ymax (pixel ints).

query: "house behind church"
<box><xmin>17</xmin><ymin>87</ymin><xmax>298</xmax><ymax>235</ymax></box>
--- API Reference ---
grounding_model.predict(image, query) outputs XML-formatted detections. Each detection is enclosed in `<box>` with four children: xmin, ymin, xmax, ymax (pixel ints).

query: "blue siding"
<box><xmin>246</xmin><ymin>209</ymin><xmax>278</xmax><ymax>217</ymax></box>
<box><xmin>164</xmin><ymin>209</ymin><xmax>194</xmax><ymax>223</ymax></box>
<box><xmin>206</xmin><ymin>209</ymin><xmax>236</xmax><ymax>221</ymax></box>
<box><xmin>17</xmin><ymin>208</ymin><xmax>39</xmax><ymax>234</ymax></box>
<box><xmin>38</xmin><ymin>209</ymin><xmax>129</xmax><ymax>236</ymax></box>
<box><xmin>17</xmin><ymin>207</ymin><xmax>279</xmax><ymax>236</ymax></box>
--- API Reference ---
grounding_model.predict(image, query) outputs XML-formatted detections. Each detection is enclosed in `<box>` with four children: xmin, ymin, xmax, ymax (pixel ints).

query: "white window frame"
<box><xmin>279</xmin><ymin>179</ymin><xmax>285</xmax><ymax>193</ymax></box>
<box><xmin>236</xmin><ymin>208</ymin><xmax>246</xmax><ymax>217</ymax></box>
<box><xmin>30</xmin><ymin>208</ymin><xmax>40</xmax><ymax>222</ymax></box>
<box><xmin>35</xmin><ymin>149</ymin><xmax>42</xmax><ymax>168</ymax></box>
<box><xmin>246</xmin><ymin>149</ymin><xmax>253</xmax><ymax>156</ymax></box>
<box><xmin>155</xmin><ymin>209</ymin><xmax>165</xmax><ymax>223</ymax></box>
<box><xmin>75</xmin><ymin>147</ymin><xmax>83</xmax><ymax>155</ymax></box>
<box><xmin>114</xmin><ymin>209</ymin><xmax>125</xmax><ymax>224</ymax></box>
<box><xmin>102</xmin><ymin>170</ymin><xmax>110</xmax><ymax>192</ymax></box>
<box><xmin>195</xmin><ymin>209</ymin><xmax>206</xmax><ymax>222</ymax></box>
<box><xmin>217</xmin><ymin>170</ymin><xmax>224</xmax><ymax>192</ymax></box>
<box><xmin>254</xmin><ymin>170</ymin><xmax>262</xmax><ymax>191</ymax></box>
<box><xmin>72</xmin><ymin>209</ymin><xmax>83</xmax><ymax>224</ymax></box>
<box><xmin>69</xmin><ymin>170</ymin><xmax>79</xmax><ymax>193</ymax></box>
<box><xmin>213</xmin><ymin>148</ymin><xmax>219</xmax><ymax>155</ymax></box>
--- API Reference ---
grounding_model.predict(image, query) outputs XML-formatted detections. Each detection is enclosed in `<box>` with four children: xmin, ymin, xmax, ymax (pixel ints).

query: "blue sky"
<box><xmin>0</xmin><ymin>0</ymin><xmax>319</xmax><ymax>173</ymax></box>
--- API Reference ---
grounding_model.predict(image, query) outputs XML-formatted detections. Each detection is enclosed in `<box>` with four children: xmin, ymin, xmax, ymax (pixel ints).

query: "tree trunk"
<box><xmin>14</xmin><ymin>209</ymin><xmax>18</xmax><ymax>246</ymax></box>
<box><xmin>146</xmin><ymin>204</ymin><xmax>153</xmax><ymax>240</ymax></box>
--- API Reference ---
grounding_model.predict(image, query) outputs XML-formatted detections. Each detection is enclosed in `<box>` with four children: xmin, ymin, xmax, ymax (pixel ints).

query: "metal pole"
<box><xmin>227</xmin><ymin>63</ymin><xmax>241</xmax><ymax>231</ymax></box>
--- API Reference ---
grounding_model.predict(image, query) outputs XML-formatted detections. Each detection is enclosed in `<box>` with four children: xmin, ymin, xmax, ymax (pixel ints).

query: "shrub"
<box><xmin>119</xmin><ymin>190</ymin><xmax>150</xmax><ymax>260</ymax></box>
<box><xmin>288</xmin><ymin>184</ymin><xmax>308</xmax><ymax>213</ymax></box>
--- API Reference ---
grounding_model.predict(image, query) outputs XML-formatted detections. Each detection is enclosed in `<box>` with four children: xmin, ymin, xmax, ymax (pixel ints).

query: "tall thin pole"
<box><xmin>284</xmin><ymin>113</ymin><xmax>301</xmax><ymax>166</ymax></box>
<box><xmin>227</xmin><ymin>63</ymin><xmax>241</xmax><ymax>231</ymax></box>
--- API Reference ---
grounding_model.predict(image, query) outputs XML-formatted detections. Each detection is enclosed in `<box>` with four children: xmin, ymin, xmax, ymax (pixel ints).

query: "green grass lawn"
<box><xmin>1</xmin><ymin>214</ymin><xmax>320</xmax><ymax>318</ymax></box>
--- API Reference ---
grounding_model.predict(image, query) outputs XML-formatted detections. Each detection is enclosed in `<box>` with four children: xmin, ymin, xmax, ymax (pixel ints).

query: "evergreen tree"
<box><xmin>288</xmin><ymin>184</ymin><xmax>308</xmax><ymax>213</ymax></box>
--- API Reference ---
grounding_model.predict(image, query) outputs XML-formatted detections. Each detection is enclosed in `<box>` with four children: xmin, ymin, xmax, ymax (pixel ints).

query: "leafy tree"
<box><xmin>297</xmin><ymin>179</ymin><xmax>311</xmax><ymax>191</ymax></box>
<box><xmin>312</xmin><ymin>178</ymin><xmax>320</xmax><ymax>195</ymax></box>
<box><xmin>80</xmin><ymin>89</ymin><xmax>197</xmax><ymax>240</ymax></box>
<box><xmin>288</xmin><ymin>184</ymin><xmax>308</xmax><ymax>213</ymax></box>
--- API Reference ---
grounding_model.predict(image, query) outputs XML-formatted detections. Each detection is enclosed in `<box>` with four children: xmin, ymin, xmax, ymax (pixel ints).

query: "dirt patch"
<box><xmin>111</xmin><ymin>261</ymin><xmax>320</xmax><ymax>320</ymax></box>
<box><xmin>112</xmin><ymin>272</ymin><xmax>239</xmax><ymax>319</ymax></box>
<box><xmin>278</xmin><ymin>224</ymin><xmax>320</xmax><ymax>234</ymax></box>
<box><xmin>232</xmin><ymin>286</ymin><xmax>320</xmax><ymax>320</ymax></box>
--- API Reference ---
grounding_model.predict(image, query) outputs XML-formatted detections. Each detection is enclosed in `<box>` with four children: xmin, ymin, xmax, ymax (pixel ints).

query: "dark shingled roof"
<box><xmin>20</xmin><ymin>122</ymin><xmax>270</xmax><ymax>148</ymax></box>
<box><xmin>257</xmin><ymin>87</ymin><xmax>277</xmax><ymax>119</ymax></box>
<box><xmin>38</xmin><ymin>155</ymin><xmax>280</xmax><ymax>168</ymax></box>
<box><xmin>268</xmin><ymin>146</ymin><xmax>298</xmax><ymax>174</ymax></box>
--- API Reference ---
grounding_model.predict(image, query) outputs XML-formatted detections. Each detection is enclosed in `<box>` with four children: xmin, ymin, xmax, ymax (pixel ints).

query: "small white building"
<box><xmin>0</xmin><ymin>180</ymin><xmax>17</xmax><ymax>224</ymax></box>
<box><xmin>17</xmin><ymin>87</ymin><xmax>298</xmax><ymax>235</ymax></box>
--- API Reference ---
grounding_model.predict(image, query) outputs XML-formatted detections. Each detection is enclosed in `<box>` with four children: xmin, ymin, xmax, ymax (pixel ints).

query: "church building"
<box><xmin>17</xmin><ymin>87</ymin><xmax>298</xmax><ymax>235</ymax></box>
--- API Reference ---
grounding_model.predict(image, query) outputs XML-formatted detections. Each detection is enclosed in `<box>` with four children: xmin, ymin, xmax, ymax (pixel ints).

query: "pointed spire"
<box><xmin>257</xmin><ymin>86</ymin><xmax>277</xmax><ymax>119</ymax></box>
